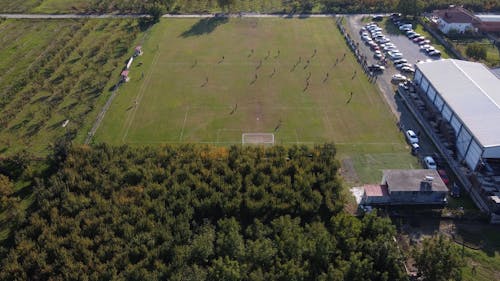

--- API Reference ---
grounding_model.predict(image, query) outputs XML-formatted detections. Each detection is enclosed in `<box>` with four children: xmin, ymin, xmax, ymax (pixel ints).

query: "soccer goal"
<box><xmin>242</xmin><ymin>133</ymin><xmax>275</xmax><ymax>145</ymax></box>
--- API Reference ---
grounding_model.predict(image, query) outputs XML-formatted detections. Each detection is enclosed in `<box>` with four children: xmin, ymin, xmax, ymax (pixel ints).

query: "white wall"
<box><xmin>438</xmin><ymin>20</ymin><xmax>474</xmax><ymax>33</ymax></box>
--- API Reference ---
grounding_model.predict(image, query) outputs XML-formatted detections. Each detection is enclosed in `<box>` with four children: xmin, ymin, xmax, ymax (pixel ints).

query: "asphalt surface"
<box><xmin>0</xmin><ymin>13</ymin><xmax>340</xmax><ymax>19</ymax></box>
<box><xmin>345</xmin><ymin>15</ymin><xmax>440</xmax><ymax>118</ymax></box>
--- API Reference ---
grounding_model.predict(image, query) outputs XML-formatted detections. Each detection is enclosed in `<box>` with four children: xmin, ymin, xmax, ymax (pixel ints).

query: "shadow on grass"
<box><xmin>180</xmin><ymin>17</ymin><xmax>229</xmax><ymax>37</ymax></box>
<box><xmin>456</xmin><ymin>223</ymin><xmax>500</xmax><ymax>257</ymax></box>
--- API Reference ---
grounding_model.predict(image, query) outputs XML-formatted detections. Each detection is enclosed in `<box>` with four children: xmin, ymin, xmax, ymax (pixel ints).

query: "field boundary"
<box><xmin>121</xmin><ymin>43</ymin><xmax>163</xmax><ymax>143</ymax></box>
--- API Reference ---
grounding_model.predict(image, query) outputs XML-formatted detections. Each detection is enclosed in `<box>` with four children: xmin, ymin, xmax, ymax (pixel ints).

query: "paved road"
<box><xmin>0</xmin><ymin>13</ymin><xmax>344</xmax><ymax>19</ymax></box>
<box><xmin>0</xmin><ymin>13</ymin><xmax>149</xmax><ymax>19</ymax></box>
<box><xmin>345</xmin><ymin>15</ymin><xmax>401</xmax><ymax>118</ymax></box>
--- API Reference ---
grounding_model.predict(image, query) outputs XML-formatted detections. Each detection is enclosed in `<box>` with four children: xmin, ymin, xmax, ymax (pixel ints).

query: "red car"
<box><xmin>413</xmin><ymin>36</ymin><xmax>425</xmax><ymax>43</ymax></box>
<box><xmin>438</xmin><ymin>169</ymin><xmax>450</xmax><ymax>185</ymax></box>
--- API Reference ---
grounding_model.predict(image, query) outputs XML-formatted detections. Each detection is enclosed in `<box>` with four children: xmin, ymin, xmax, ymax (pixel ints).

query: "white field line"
<box><xmin>121</xmin><ymin>45</ymin><xmax>162</xmax><ymax>143</ymax></box>
<box><xmin>179</xmin><ymin>106</ymin><xmax>190</xmax><ymax>141</ymax></box>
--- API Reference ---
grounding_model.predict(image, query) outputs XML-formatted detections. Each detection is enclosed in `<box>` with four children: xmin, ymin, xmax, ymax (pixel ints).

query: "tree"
<box><xmin>466</xmin><ymin>42</ymin><xmax>487</xmax><ymax>60</ymax></box>
<box><xmin>217</xmin><ymin>0</ymin><xmax>235</xmax><ymax>12</ymax></box>
<box><xmin>413</xmin><ymin>235</ymin><xmax>464</xmax><ymax>281</ymax></box>
<box><xmin>396</xmin><ymin>0</ymin><xmax>422</xmax><ymax>18</ymax></box>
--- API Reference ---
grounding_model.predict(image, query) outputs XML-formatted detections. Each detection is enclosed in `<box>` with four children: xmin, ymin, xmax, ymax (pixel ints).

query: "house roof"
<box><xmin>416</xmin><ymin>59</ymin><xmax>500</xmax><ymax>148</ymax></box>
<box><xmin>434</xmin><ymin>6</ymin><xmax>479</xmax><ymax>24</ymax></box>
<box><xmin>383</xmin><ymin>169</ymin><xmax>448</xmax><ymax>192</ymax></box>
<box><xmin>476</xmin><ymin>14</ymin><xmax>500</xmax><ymax>23</ymax></box>
<box><xmin>364</xmin><ymin>185</ymin><xmax>389</xmax><ymax>197</ymax></box>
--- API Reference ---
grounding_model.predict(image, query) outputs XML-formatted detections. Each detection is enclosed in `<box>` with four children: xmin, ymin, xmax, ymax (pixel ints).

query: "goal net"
<box><xmin>242</xmin><ymin>133</ymin><xmax>275</xmax><ymax>145</ymax></box>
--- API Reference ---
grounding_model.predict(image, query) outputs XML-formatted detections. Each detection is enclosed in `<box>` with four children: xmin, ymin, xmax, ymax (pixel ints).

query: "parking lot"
<box><xmin>345</xmin><ymin>15</ymin><xmax>449</xmax><ymax>174</ymax></box>
<box><xmin>346</xmin><ymin>15</ymin><xmax>441</xmax><ymax>117</ymax></box>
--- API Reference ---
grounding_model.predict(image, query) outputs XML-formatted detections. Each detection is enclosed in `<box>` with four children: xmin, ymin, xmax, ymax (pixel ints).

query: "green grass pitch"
<box><xmin>96</xmin><ymin>18</ymin><xmax>417</xmax><ymax>183</ymax></box>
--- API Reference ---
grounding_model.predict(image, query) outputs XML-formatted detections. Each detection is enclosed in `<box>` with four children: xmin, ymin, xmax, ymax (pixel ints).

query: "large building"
<box><xmin>433</xmin><ymin>5</ymin><xmax>479</xmax><ymax>34</ymax></box>
<box><xmin>361</xmin><ymin>170</ymin><xmax>448</xmax><ymax>206</ymax></box>
<box><xmin>413</xmin><ymin>59</ymin><xmax>500</xmax><ymax>171</ymax></box>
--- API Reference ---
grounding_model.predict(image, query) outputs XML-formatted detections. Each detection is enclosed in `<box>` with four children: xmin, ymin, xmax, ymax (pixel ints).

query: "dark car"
<box><xmin>372</xmin><ymin>15</ymin><xmax>384</xmax><ymax>21</ymax></box>
<box><xmin>368</xmin><ymin>64</ymin><xmax>385</xmax><ymax>72</ymax></box>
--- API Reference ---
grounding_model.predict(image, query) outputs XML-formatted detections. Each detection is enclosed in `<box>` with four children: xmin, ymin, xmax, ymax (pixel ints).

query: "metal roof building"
<box><xmin>414</xmin><ymin>59</ymin><xmax>500</xmax><ymax>170</ymax></box>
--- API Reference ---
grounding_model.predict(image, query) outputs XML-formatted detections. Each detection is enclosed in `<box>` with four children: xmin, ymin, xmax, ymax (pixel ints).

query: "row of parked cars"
<box><xmin>360</xmin><ymin>22</ymin><xmax>389</xmax><ymax>72</ymax></box>
<box><xmin>361</xmin><ymin>20</ymin><xmax>417</xmax><ymax>83</ymax></box>
<box><xmin>391</xmin><ymin>15</ymin><xmax>442</xmax><ymax>57</ymax></box>
<box><xmin>405</xmin><ymin>128</ymin><xmax>451</xmax><ymax>185</ymax></box>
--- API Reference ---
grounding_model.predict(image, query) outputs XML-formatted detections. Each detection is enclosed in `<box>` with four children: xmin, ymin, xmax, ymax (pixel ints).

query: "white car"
<box><xmin>383</xmin><ymin>46</ymin><xmax>397</xmax><ymax>52</ymax></box>
<box><xmin>380</xmin><ymin>43</ymin><xmax>395</xmax><ymax>48</ymax></box>
<box><xmin>393</xmin><ymin>58</ymin><xmax>407</xmax><ymax>64</ymax></box>
<box><xmin>424</xmin><ymin>156</ymin><xmax>437</xmax><ymax>169</ymax></box>
<box><xmin>405</xmin><ymin>130</ymin><xmax>419</xmax><ymax>144</ymax></box>
<box><xmin>401</xmin><ymin>66</ymin><xmax>415</xmax><ymax>73</ymax></box>
<box><xmin>420</xmin><ymin>44</ymin><xmax>431</xmax><ymax>50</ymax></box>
<box><xmin>388</xmin><ymin>52</ymin><xmax>403</xmax><ymax>59</ymax></box>
<box><xmin>392</xmin><ymin>74</ymin><xmax>407</xmax><ymax>82</ymax></box>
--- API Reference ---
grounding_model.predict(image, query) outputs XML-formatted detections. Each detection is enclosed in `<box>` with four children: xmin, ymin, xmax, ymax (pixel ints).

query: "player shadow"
<box><xmin>180</xmin><ymin>17</ymin><xmax>229</xmax><ymax>37</ymax></box>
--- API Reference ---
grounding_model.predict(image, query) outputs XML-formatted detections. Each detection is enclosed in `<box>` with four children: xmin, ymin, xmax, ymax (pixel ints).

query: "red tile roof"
<box><xmin>434</xmin><ymin>6</ymin><xmax>479</xmax><ymax>24</ymax></box>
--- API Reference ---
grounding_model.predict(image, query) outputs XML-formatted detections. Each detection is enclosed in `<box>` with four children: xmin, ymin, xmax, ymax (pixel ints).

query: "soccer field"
<box><xmin>96</xmin><ymin>18</ymin><xmax>417</xmax><ymax>182</ymax></box>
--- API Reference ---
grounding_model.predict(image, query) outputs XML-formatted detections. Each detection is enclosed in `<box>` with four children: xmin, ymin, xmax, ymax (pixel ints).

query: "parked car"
<box><xmin>378</xmin><ymin>38</ymin><xmax>391</xmax><ymax>44</ymax></box>
<box><xmin>368</xmin><ymin>64</ymin><xmax>385</xmax><ymax>71</ymax></box>
<box><xmin>408</xmin><ymin>33</ymin><xmax>420</xmax><ymax>39</ymax></box>
<box><xmin>423</xmin><ymin>156</ymin><xmax>437</xmax><ymax>169</ymax></box>
<box><xmin>405</xmin><ymin>130</ymin><xmax>419</xmax><ymax>144</ymax></box>
<box><xmin>425</xmin><ymin>46</ymin><xmax>436</xmax><ymax>53</ymax></box>
<box><xmin>429</xmin><ymin>50</ymin><xmax>441</xmax><ymax>56</ymax></box>
<box><xmin>395</xmin><ymin>62</ymin><xmax>411</xmax><ymax>69</ymax></box>
<box><xmin>389</xmin><ymin>53</ymin><xmax>404</xmax><ymax>60</ymax></box>
<box><xmin>392</xmin><ymin>74</ymin><xmax>408</xmax><ymax>82</ymax></box>
<box><xmin>399</xmin><ymin>23</ymin><xmax>412</xmax><ymax>29</ymax></box>
<box><xmin>401</xmin><ymin>66</ymin><xmax>415</xmax><ymax>73</ymax></box>
<box><xmin>374</xmin><ymin>53</ymin><xmax>384</xmax><ymax>59</ymax></box>
<box><xmin>393</xmin><ymin>58</ymin><xmax>407</xmax><ymax>64</ymax></box>
<box><xmin>372</xmin><ymin>15</ymin><xmax>384</xmax><ymax>21</ymax></box>
<box><xmin>418</xmin><ymin>39</ymin><xmax>431</xmax><ymax>45</ymax></box>
<box><xmin>383</xmin><ymin>45</ymin><xmax>398</xmax><ymax>52</ymax></box>
<box><xmin>411</xmin><ymin>143</ymin><xmax>420</xmax><ymax>155</ymax></box>
<box><xmin>413</xmin><ymin>36</ymin><xmax>425</xmax><ymax>43</ymax></box>
<box><xmin>438</xmin><ymin>169</ymin><xmax>450</xmax><ymax>185</ymax></box>
<box><xmin>420</xmin><ymin>44</ymin><xmax>431</xmax><ymax>51</ymax></box>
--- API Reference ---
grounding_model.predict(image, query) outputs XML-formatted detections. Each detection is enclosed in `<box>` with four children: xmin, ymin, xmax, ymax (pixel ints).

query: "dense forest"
<box><xmin>0</xmin><ymin>144</ymin><xmax>407</xmax><ymax>280</ymax></box>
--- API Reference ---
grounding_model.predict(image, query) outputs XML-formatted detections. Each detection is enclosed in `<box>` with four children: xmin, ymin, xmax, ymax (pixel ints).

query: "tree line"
<box><xmin>86</xmin><ymin>0</ymin><xmax>498</xmax><ymax>14</ymax></box>
<box><xmin>0</xmin><ymin>143</ymin><xmax>409</xmax><ymax>280</ymax></box>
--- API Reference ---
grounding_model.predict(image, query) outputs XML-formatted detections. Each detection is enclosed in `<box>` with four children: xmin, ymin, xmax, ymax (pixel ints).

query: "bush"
<box><xmin>466</xmin><ymin>42</ymin><xmax>487</xmax><ymax>60</ymax></box>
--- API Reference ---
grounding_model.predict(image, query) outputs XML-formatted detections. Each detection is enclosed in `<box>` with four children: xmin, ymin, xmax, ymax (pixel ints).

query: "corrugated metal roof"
<box><xmin>476</xmin><ymin>14</ymin><xmax>500</xmax><ymax>22</ymax></box>
<box><xmin>416</xmin><ymin>59</ymin><xmax>500</xmax><ymax>148</ymax></box>
<box><xmin>491</xmin><ymin>67</ymin><xmax>500</xmax><ymax>79</ymax></box>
